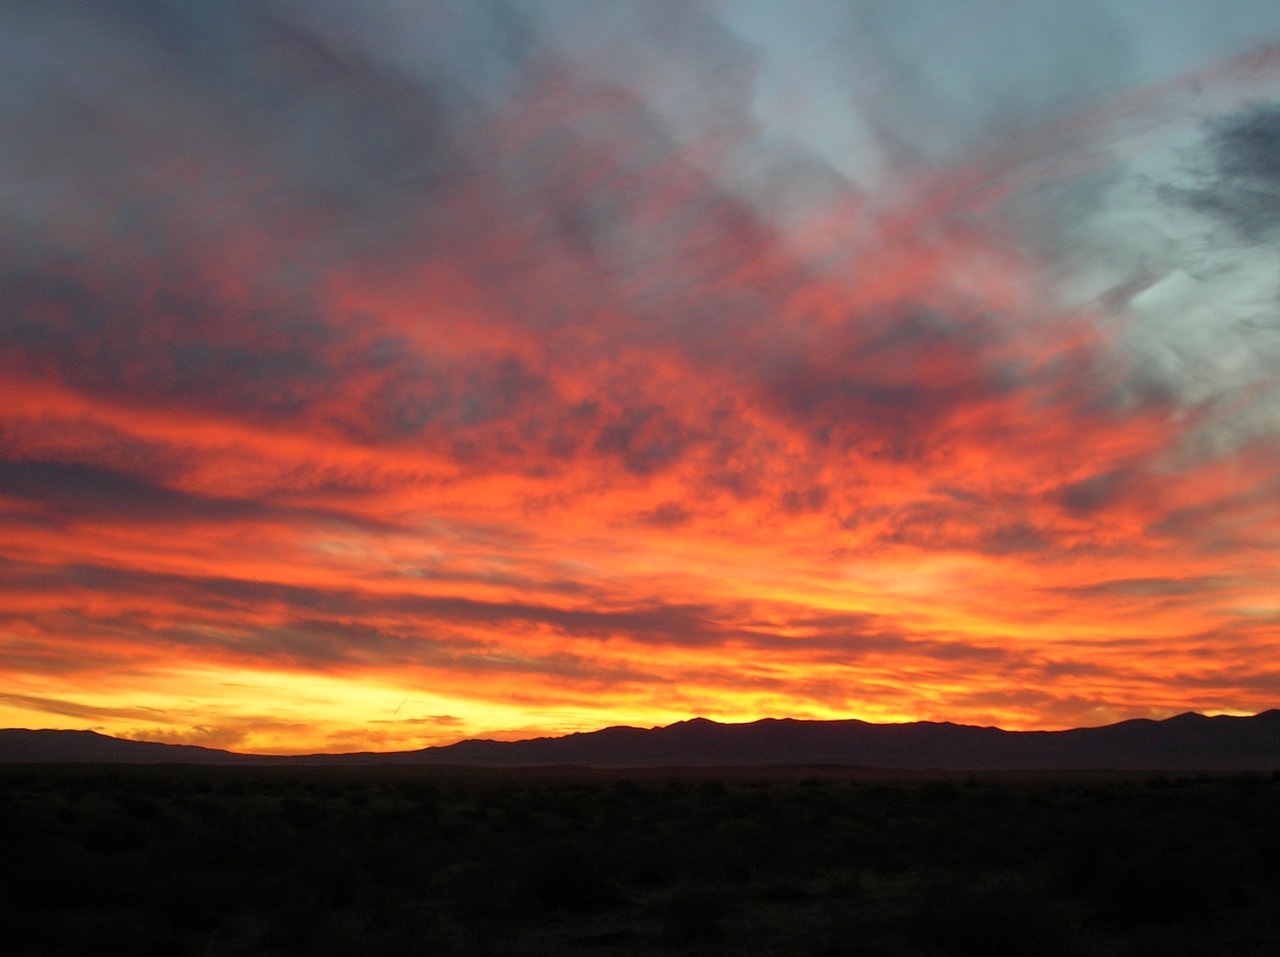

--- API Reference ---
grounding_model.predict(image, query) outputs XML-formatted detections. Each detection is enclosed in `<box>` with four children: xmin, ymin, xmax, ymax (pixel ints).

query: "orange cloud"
<box><xmin>3</xmin><ymin>3</ymin><xmax>1279</xmax><ymax>751</ymax></box>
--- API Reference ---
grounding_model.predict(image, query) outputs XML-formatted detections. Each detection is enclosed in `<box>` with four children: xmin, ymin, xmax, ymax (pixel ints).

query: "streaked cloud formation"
<box><xmin>2</xmin><ymin>0</ymin><xmax>1279</xmax><ymax>752</ymax></box>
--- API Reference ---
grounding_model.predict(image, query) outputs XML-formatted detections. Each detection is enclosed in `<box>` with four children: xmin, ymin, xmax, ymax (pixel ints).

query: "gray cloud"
<box><xmin>846</xmin><ymin>0</ymin><xmax>1135</xmax><ymax>162</ymax></box>
<box><xmin>1051</xmin><ymin>575</ymin><xmax>1238</xmax><ymax>599</ymax></box>
<box><xmin>593</xmin><ymin>405</ymin><xmax>691</xmax><ymax>477</ymax></box>
<box><xmin>1165</xmin><ymin>101</ymin><xmax>1280</xmax><ymax>242</ymax></box>
<box><xmin>0</xmin><ymin>459</ymin><xmax>389</xmax><ymax>531</ymax></box>
<box><xmin>0</xmin><ymin>690</ymin><xmax>172</xmax><ymax>724</ymax></box>
<box><xmin>630</xmin><ymin>501</ymin><xmax>693</xmax><ymax>529</ymax></box>
<box><xmin>1057</xmin><ymin>468</ymin><xmax>1134</xmax><ymax>516</ymax></box>
<box><xmin>0</xmin><ymin>0</ymin><xmax>468</xmax><ymax>248</ymax></box>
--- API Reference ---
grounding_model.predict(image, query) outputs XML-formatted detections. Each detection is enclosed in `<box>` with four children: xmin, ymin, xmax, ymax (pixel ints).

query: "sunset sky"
<box><xmin>3</xmin><ymin>1</ymin><xmax>1280</xmax><ymax>754</ymax></box>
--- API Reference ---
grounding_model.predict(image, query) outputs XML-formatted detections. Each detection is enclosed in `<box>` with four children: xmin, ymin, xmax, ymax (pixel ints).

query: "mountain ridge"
<box><xmin>3</xmin><ymin>710</ymin><xmax>1279</xmax><ymax>769</ymax></box>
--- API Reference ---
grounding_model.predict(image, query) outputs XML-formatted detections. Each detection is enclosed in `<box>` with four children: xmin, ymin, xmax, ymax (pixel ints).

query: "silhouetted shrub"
<box><xmin>56</xmin><ymin>908</ymin><xmax>190</xmax><ymax>957</ymax></box>
<box><xmin>1090</xmin><ymin>850</ymin><xmax>1216</xmax><ymax>926</ymax></box>
<box><xmin>514</xmin><ymin>839</ymin><xmax>622</xmax><ymax>913</ymax></box>
<box><xmin>912</xmin><ymin>872</ymin><xmax>1082</xmax><ymax>957</ymax></box>
<box><xmin>919</xmin><ymin>780</ymin><xmax>960</xmax><ymax>801</ymax></box>
<box><xmin>658</xmin><ymin>880</ymin><xmax>729</xmax><ymax>940</ymax></box>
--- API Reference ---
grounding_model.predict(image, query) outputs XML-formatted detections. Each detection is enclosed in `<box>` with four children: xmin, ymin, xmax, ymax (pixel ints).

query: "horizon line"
<box><xmin>6</xmin><ymin>706</ymin><xmax>1277</xmax><ymax>758</ymax></box>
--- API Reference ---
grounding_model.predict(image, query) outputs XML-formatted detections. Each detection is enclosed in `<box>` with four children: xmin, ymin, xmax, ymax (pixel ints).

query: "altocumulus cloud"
<box><xmin>1</xmin><ymin>0</ymin><xmax>1280</xmax><ymax>750</ymax></box>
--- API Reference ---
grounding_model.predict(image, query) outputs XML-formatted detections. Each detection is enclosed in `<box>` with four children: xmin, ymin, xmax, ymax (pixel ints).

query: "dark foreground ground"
<box><xmin>3</xmin><ymin>764</ymin><xmax>1279</xmax><ymax>956</ymax></box>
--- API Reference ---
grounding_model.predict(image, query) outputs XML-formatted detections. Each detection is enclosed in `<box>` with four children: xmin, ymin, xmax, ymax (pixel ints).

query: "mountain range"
<box><xmin>3</xmin><ymin>710</ymin><xmax>1279</xmax><ymax>770</ymax></box>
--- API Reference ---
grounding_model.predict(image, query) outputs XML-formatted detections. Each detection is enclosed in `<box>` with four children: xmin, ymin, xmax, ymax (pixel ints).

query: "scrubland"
<box><xmin>3</xmin><ymin>764</ymin><xmax>1279</xmax><ymax>956</ymax></box>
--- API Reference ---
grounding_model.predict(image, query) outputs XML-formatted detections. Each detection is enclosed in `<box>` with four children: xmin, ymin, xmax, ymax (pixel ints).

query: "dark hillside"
<box><xmin>5</xmin><ymin>710</ymin><xmax>1278</xmax><ymax>769</ymax></box>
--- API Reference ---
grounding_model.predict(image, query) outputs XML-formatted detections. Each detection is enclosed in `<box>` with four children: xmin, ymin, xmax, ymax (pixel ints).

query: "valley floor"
<box><xmin>3</xmin><ymin>764</ymin><xmax>1279</xmax><ymax>956</ymax></box>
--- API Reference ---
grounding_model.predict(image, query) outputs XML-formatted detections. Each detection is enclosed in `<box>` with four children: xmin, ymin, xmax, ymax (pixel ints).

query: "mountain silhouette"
<box><xmin>4</xmin><ymin>710</ymin><xmax>1279</xmax><ymax>769</ymax></box>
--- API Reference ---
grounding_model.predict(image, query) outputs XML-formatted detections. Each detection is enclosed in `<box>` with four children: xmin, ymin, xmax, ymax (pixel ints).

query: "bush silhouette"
<box><xmin>912</xmin><ymin>872</ymin><xmax>1082</xmax><ymax>957</ymax></box>
<box><xmin>514</xmin><ymin>838</ymin><xmax>622</xmax><ymax>913</ymax></box>
<box><xmin>658</xmin><ymin>879</ymin><xmax>729</xmax><ymax>940</ymax></box>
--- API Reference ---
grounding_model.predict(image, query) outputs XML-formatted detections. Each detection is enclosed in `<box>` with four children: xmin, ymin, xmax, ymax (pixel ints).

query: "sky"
<box><xmin>2</xmin><ymin>0</ymin><xmax>1280</xmax><ymax>754</ymax></box>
